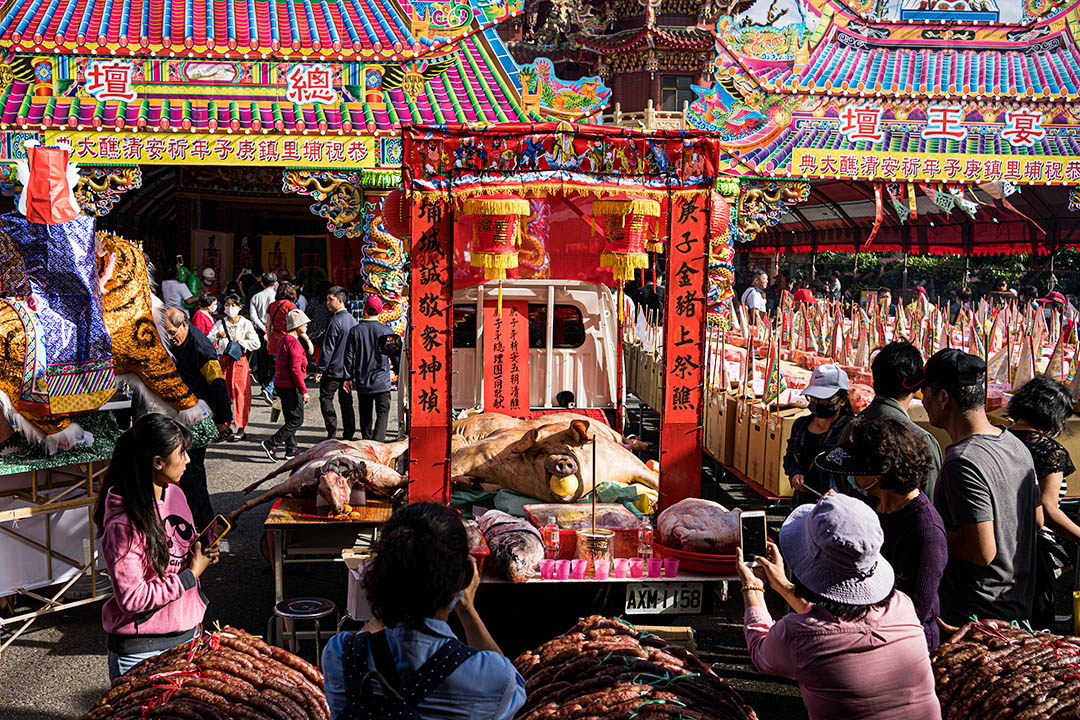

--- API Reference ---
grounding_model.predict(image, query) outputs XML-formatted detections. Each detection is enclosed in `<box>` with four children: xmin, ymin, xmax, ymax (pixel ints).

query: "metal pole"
<box><xmin>902</xmin><ymin>252</ymin><xmax>908</xmax><ymax>290</ymax></box>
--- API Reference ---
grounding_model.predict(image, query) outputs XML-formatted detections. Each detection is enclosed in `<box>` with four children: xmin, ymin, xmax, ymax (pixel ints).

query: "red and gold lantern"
<box><xmin>593</xmin><ymin>194</ymin><xmax>659</xmax><ymax>282</ymax></box>
<box><xmin>463</xmin><ymin>194</ymin><xmax>531</xmax><ymax>280</ymax></box>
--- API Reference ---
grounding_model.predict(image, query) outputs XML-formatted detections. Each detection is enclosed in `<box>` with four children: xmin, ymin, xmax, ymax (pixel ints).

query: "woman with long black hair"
<box><xmin>94</xmin><ymin>413</ymin><xmax>219</xmax><ymax>680</ymax></box>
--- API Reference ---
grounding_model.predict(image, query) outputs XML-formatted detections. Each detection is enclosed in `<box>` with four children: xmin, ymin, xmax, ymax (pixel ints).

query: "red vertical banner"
<box><xmin>661</xmin><ymin>189</ymin><xmax>709</xmax><ymax>509</ymax></box>
<box><xmin>408</xmin><ymin>191</ymin><xmax>454</xmax><ymax>503</ymax></box>
<box><xmin>482</xmin><ymin>301</ymin><xmax>530</xmax><ymax>416</ymax></box>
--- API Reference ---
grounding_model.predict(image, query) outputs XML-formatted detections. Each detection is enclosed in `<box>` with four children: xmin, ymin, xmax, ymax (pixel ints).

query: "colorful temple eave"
<box><xmin>0</xmin><ymin>0</ymin><xmax>524</xmax><ymax>61</ymax></box>
<box><xmin>689</xmin><ymin>0</ymin><xmax>1080</xmax><ymax>184</ymax></box>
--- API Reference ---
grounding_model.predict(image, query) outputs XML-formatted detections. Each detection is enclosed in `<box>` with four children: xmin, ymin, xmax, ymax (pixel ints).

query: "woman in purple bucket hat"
<box><xmin>735</xmin><ymin>493</ymin><xmax>940</xmax><ymax>720</ymax></box>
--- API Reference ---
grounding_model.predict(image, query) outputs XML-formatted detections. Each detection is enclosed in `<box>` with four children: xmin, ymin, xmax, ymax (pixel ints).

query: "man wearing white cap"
<box><xmin>201</xmin><ymin>267</ymin><xmax>219</xmax><ymax>297</ymax></box>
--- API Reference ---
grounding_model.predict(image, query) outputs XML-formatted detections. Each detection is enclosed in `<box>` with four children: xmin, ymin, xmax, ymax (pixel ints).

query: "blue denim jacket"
<box><xmin>322</xmin><ymin>619</ymin><xmax>526</xmax><ymax>720</ymax></box>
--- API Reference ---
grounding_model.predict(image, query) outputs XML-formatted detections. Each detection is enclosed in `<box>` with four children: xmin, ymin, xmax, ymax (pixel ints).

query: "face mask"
<box><xmin>810</xmin><ymin>401</ymin><xmax>838</xmax><ymax>418</ymax></box>
<box><xmin>851</xmin><ymin>476</ymin><xmax>881</xmax><ymax>497</ymax></box>
<box><xmin>209</xmin><ymin>304</ymin><xmax>218</xmax><ymax>314</ymax></box>
<box><xmin>448</xmin><ymin>590</ymin><xmax>464</xmax><ymax>612</ymax></box>
<box><xmin>225</xmin><ymin>306</ymin><xmax>239</xmax><ymax>318</ymax></box>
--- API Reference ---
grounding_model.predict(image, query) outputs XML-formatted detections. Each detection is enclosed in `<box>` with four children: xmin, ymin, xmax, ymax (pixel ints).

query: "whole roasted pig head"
<box><xmin>509</xmin><ymin>419</ymin><xmax>593</xmax><ymax>502</ymax></box>
<box><xmin>318</xmin><ymin>457</ymin><xmax>366</xmax><ymax>513</ymax></box>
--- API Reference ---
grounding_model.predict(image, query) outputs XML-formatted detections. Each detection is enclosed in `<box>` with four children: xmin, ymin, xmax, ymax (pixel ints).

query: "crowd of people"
<box><xmin>92</xmin><ymin>261</ymin><xmax>1076</xmax><ymax>720</ymax></box>
<box><xmin>157</xmin><ymin>265</ymin><xmax>400</xmax><ymax>520</ymax></box>
<box><xmin>733</xmin><ymin>338</ymin><xmax>1076</xmax><ymax>719</ymax></box>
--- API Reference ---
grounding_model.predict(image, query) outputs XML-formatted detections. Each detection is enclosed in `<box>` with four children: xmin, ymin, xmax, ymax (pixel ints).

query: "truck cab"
<box><xmin>449</xmin><ymin>280</ymin><xmax>619</xmax><ymax>412</ymax></box>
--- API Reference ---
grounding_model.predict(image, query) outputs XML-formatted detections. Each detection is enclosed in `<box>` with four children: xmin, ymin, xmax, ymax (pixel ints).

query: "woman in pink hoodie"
<box><xmin>94</xmin><ymin>413</ymin><xmax>220</xmax><ymax>680</ymax></box>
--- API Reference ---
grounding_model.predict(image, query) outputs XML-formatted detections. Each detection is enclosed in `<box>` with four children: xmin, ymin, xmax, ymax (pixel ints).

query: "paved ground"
<box><xmin>0</xmin><ymin>387</ymin><xmax>810</xmax><ymax>719</ymax></box>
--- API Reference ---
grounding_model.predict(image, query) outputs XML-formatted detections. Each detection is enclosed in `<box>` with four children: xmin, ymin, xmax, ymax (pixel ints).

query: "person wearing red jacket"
<box><xmin>95</xmin><ymin>414</ymin><xmax>220</xmax><ymax>681</ymax></box>
<box><xmin>262</xmin><ymin>309</ymin><xmax>313</xmax><ymax>462</ymax></box>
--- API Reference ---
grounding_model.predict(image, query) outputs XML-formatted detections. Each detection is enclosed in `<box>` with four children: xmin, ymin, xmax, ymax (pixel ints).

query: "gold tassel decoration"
<box><xmin>497</xmin><ymin>280</ymin><xmax>504</xmax><ymax>315</ymax></box>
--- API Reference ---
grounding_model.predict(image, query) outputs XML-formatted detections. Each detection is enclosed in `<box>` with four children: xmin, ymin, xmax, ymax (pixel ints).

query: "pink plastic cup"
<box><xmin>540</xmin><ymin>559</ymin><xmax>556</xmax><ymax>580</ymax></box>
<box><xmin>663</xmin><ymin>558</ymin><xmax>680</xmax><ymax>578</ymax></box>
<box><xmin>571</xmin><ymin>559</ymin><xmax>588</xmax><ymax>580</ymax></box>
<box><xmin>647</xmin><ymin>558</ymin><xmax>663</xmax><ymax>578</ymax></box>
<box><xmin>629</xmin><ymin>558</ymin><xmax>645</xmax><ymax>578</ymax></box>
<box><xmin>555</xmin><ymin>559</ymin><xmax>571</xmax><ymax>580</ymax></box>
<box><xmin>594</xmin><ymin>560</ymin><xmax>610</xmax><ymax>581</ymax></box>
<box><xmin>613</xmin><ymin>558</ymin><xmax>629</xmax><ymax>578</ymax></box>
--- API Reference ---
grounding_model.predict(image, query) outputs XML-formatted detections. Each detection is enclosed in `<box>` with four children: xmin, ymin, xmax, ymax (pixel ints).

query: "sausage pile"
<box><xmin>513</xmin><ymin>615</ymin><xmax>758</xmax><ymax>720</ymax></box>
<box><xmin>933</xmin><ymin>619</ymin><xmax>1080</xmax><ymax>719</ymax></box>
<box><xmin>81</xmin><ymin>627</ymin><xmax>329</xmax><ymax>720</ymax></box>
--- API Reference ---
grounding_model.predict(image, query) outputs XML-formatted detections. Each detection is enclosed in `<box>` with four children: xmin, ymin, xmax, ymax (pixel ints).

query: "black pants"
<box><xmin>179</xmin><ymin>446</ymin><xmax>213</xmax><ymax>533</ymax></box>
<box><xmin>255</xmin><ymin>336</ymin><xmax>272</xmax><ymax>387</ymax></box>
<box><xmin>357</xmin><ymin>391</ymin><xmax>391</xmax><ymax>442</ymax></box>
<box><xmin>270</xmin><ymin>388</ymin><xmax>305</xmax><ymax>454</ymax></box>
<box><xmin>319</xmin><ymin>376</ymin><xmax>355</xmax><ymax>439</ymax></box>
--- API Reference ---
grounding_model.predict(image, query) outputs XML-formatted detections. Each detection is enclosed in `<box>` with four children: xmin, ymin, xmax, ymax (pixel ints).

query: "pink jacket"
<box><xmin>745</xmin><ymin>592</ymin><xmax>940</xmax><ymax>720</ymax></box>
<box><xmin>100</xmin><ymin>486</ymin><xmax>207</xmax><ymax>643</ymax></box>
<box><xmin>274</xmin><ymin>333</ymin><xmax>308</xmax><ymax>389</ymax></box>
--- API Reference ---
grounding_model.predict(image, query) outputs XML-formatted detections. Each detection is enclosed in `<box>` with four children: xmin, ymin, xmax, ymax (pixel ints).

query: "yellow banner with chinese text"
<box><xmin>790</xmin><ymin>147</ymin><xmax>1080</xmax><ymax>185</ymax></box>
<box><xmin>40</xmin><ymin>131</ymin><xmax>377</xmax><ymax>168</ymax></box>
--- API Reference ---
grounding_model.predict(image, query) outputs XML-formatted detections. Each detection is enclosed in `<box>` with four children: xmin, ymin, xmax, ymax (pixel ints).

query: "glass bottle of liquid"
<box><xmin>542</xmin><ymin>516</ymin><xmax>561</xmax><ymax>560</ymax></box>
<box><xmin>638</xmin><ymin>521</ymin><xmax>653</xmax><ymax>560</ymax></box>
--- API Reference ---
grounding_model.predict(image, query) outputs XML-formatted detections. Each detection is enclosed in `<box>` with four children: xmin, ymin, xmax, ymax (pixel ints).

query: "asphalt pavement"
<box><xmin>0</xmin><ymin>387</ymin><xmax>807</xmax><ymax>720</ymax></box>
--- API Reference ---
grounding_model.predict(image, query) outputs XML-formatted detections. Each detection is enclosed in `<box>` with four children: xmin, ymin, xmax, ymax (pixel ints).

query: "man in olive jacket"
<box><xmin>860</xmin><ymin>341</ymin><xmax>943</xmax><ymax>498</ymax></box>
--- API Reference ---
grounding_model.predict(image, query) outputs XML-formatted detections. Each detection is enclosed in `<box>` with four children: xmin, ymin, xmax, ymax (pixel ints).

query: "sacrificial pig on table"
<box><xmin>451</xmin><ymin>417</ymin><xmax>658</xmax><ymax>504</ymax></box>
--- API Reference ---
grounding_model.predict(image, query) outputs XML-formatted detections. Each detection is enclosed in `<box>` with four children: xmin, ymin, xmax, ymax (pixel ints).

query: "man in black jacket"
<box><xmin>162</xmin><ymin>308</ymin><xmax>234</xmax><ymax>531</ymax></box>
<box><xmin>343</xmin><ymin>295</ymin><xmax>397</xmax><ymax>442</ymax></box>
<box><xmin>315</xmin><ymin>286</ymin><xmax>358</xmax><ymax>439</ymax></box>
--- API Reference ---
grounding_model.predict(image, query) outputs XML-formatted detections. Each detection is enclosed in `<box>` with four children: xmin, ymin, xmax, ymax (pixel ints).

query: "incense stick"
<box><xmin>591</xmin><ymin>436</ymin><xmax>597</xmax><ymax>533</ymax></box>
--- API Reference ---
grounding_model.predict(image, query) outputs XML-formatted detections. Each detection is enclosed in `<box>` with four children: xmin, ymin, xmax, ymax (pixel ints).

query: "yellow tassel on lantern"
<box><xmin>594</xmin><ymin>194</ymin><xmax>659</xmax><ymax>283</ymax></box>
<box><xmin>464</xmin><ymin>194</ymin><xmax>531</xmax><ymax>280</ymax></box>
<box><xmin>645</xmin><ymin>218</ymin><xmax>663</xmax><ymax>253</ymax></box>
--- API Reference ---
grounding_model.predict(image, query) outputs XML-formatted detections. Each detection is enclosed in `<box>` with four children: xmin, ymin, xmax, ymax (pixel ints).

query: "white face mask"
<box><xmin>225</xmin><ymin>306</ymin><xmax>239</xmax><ymax>318</ymax></box>
<box><xmin>209</xmin><ymin>303</ymin><xmax>218</xmax><ymax>314</ymax></box>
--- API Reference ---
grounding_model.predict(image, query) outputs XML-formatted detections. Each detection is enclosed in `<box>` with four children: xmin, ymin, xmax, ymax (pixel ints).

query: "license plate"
<box><xmin>623</xmin><ymin>583</ymin><xmax>703</xmax><ymax>615</ymax></box>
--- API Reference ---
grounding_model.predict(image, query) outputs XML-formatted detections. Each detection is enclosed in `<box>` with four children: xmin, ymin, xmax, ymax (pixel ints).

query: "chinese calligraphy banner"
<box><xmin>482</xmin><ymin>301</ymin><xmax>530</xmax><ymax>417</ymax></box>
<box><xmin>408</xmin><ymin>190</ymin><xmax>453</xmax><ymax>502</ymax></box>
<box><xmin>792</xmin><ymin>147</ymin><xmax>1079</xmax><ymax>185</ymax></box>
<box><xmin>661</xmin><ymin>189</ymin><xmax>709</xmax><ymax>508</ymax></box>
<box><xmin>40</xmin><ymin>131</ymin><xmax>375</xmax><ymax>169</ymax></box>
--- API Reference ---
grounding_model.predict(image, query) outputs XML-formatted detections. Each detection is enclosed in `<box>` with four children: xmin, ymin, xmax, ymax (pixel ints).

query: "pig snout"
<box><xmin>545</xmin><ymin>455</ymin><xmax>578</xmax><ymax>478</ymax></box>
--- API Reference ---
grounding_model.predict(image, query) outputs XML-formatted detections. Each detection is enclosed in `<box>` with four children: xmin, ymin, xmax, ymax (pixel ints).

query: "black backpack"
<box><xmin>340</xmin><ymin>630</ymin><xmax>477</xmax><ymax>719</ymax></box>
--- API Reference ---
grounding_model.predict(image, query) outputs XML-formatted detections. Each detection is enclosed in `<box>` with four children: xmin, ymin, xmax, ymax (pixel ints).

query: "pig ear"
<box><xmin>509</xmin><ymin>428</ymin><xmax>541</xmax><ymax>454</ymax></box>
<box><xmin>568</xmin><ymin>419</ymin><xmax>591</xmax><ymax>444</ymax></box>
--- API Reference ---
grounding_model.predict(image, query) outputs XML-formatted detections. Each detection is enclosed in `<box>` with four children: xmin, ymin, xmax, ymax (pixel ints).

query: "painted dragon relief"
<box><xmin>518</xmin><ymin>58</ymin><xmax>611</xmax><ymax>118</ymax></box>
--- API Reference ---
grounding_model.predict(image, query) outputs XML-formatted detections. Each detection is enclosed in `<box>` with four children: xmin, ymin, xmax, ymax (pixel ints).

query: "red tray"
<box><xmin>651</xmin><ymin>537</ymin><xmax>736</xmax><ymax>575</ymax></box>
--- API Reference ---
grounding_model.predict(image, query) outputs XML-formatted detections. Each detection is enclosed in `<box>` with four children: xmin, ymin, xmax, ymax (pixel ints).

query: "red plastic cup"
<box><xmin>555</xmin><ymin>559</ymin><xmax>571</xmax><ymax>580</ymax></box>
<box><xmin>613</xmin><ymin>558</ymin><xmax>629</xmax><ymax>578</ymax></box>
<box><xmin>663</xmin><ymin>558</ymin><xmax>680</xmax><ymax>578</ymax></box>
<box><xmin>571</xmin><ymin>559</ymin><xmax>588</xmax><ymax>579</ymax></box>
<box><xmin>540</xmin><ymin>559</ymin><xmax>556</xmax><ymax>580</ymax></box>
<box><xmin>629</xmin><ymin>558</ymin><xmax>645</xmax><ymax>578</ymax></box>
<box><xmin>594</xmin><ymin>559</ymin><xmax>610</xmax><ymax>580</ymax></box>
<box><xmin>647</xmin><ymin>558</ymin><xmax>663</xmax><ymax>578</ymax></box>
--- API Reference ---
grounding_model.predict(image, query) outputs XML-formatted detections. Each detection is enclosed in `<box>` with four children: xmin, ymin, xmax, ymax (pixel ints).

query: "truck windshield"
<box><xmin>452</xmin><ymin>304</ymin><xmax>585</xmax><ymax>349</ymax></box>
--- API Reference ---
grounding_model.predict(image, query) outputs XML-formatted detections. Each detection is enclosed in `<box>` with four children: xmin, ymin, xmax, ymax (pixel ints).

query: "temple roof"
<box><xmin>577</xmin><ymin>24</ymin><xmax>713</xmax><ymax>52</ymax></box>
<box><xmin>0</xmin><ymin>0</ymin><xmax>517</xmax><ymax>61</ymax></box>
<box><xmin>755</xmin><ymin>21</ymin><xmax>1080</xmax><ymax>102</ymax></box>
<box><xmin>0</xmin><ymin>35</ymin><xmax>541</xmax><ymax>133</ymax></box>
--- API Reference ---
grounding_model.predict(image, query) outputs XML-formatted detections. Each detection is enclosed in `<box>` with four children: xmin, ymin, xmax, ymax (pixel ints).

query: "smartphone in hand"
<box><xmin>191</xmin><ymin>514</ymin><xmax>232</xmax><ymax>555</ymax></box>
<box><xmin>740</xmin><ymin>510</ymin><xmax>768</xmax><ymax>566</ymax></box>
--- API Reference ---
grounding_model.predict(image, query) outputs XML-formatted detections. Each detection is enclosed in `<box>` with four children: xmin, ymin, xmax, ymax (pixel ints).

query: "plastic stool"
<box><xmin>267</xmin><ymin>597</ymin><xmax>337</xmax><ymax>669</ymax></box>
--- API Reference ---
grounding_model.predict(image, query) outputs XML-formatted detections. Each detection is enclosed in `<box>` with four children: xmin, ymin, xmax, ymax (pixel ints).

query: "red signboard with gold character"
<box><xmin>408</xmin><ymin>191</ymin><xmax>453</xmax><ymax>503</ymax></box>
<box><xmin>661</xmin><ymin>189</ymin><xmax>709</xmax><ymax>508</ymax></box>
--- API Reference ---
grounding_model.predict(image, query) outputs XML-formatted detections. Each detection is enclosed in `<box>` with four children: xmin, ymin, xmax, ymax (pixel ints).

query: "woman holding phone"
<box><xmin>735</xmin><ymin>493</ymin><xmax>938</xmax><ymax>720</ymax></box>
<box><xmin>95</xmin><ymin>413</ymin><xmax>219</xmax><ymax>680</ymax></box>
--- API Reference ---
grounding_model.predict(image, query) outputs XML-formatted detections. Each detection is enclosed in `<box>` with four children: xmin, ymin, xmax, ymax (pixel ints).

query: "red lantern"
<box><xmin>593</xmin><ymin>194</ymin><xmax>659</xmax><ymax>282</ymax></box>
<box><xmin>381</xmin><ymin>188</ymin><xmax>411</xmax><ymax>241</ymax></box>
<box><xmin>463</xmin><ymin>194</ymin><xmax>531</xmax><ymax>280</ymax></box>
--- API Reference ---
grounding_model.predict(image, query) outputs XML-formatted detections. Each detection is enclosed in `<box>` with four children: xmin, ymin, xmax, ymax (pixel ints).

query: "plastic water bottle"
<box><xmin>542</xmin><ymin>517</ymin><xmax>561</xmax><ymax>560</ymax></box>
<box><xmin>638</xmin><ymin>521</ymin><xmax>653</xmax><ymax>560</ymax></box>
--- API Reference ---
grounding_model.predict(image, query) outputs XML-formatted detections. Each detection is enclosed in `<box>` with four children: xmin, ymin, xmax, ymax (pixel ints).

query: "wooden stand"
<box><xmin>0</xmin><ymin>460</ymin><xmax>111</xmax><ymax>655</ymax></box>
